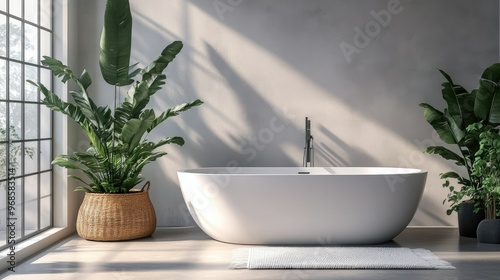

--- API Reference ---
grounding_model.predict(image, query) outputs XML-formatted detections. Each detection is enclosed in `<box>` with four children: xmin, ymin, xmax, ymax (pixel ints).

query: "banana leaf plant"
<box><xmin>27</xmin><ymin>0</ymin><xmax>202</xmax><ymax>193</ymax></box>
<box><xmin>420</xmin><ymin>63</ymin><xmax>500</xmax><ymax>214</ymax></box>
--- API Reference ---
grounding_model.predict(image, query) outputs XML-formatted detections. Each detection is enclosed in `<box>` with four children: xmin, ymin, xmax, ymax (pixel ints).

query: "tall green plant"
<box><xmin>469</xmin><ymin>124</ymin><xmax>500</xmax><ymax>220</ymax></box>
<box><xmin>420</xmin><ymin>63</ymin><xmax>500</xmax><ymax>214</ymax></box>
<box><xmin>420</xmin><ymin>69</ymin><xmax>481</xmax><ymax>214</ymax></box>
<box><xmin>27</xmin><ymin>0</ymin><xmax>202</xmax><ymax>193</ymax></box>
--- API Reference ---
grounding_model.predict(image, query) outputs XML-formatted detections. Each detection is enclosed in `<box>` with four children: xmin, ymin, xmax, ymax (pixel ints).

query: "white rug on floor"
<box><xmin>229</xmin><ymin>247</ymin><xmax>455</xmax><ymax>270</ymax></box>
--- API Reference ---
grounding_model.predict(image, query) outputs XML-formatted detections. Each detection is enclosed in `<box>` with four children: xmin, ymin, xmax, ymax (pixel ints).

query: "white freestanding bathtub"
<box><xmin>177</xmin><ymin>167</ymin><xmax>427</xmax><ymax>245</ymax></box>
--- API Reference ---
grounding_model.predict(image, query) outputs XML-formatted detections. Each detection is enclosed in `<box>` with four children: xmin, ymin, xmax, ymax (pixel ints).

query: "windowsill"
<box><xmin>0</xmin><ymin>227</ymin><xmax>74</xmax><ymax>272</ymax></box>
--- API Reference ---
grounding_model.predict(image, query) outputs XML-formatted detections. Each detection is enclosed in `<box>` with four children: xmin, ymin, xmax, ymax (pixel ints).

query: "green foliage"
<box><xmin>440</xmin><ymin>171</ymin><xmax>480</xmax><ymax>215</ymax></box>
<box><xmin>27</xmin><ymin>0</ymin><xmax>202</xmax><ymax>193</ymax></box>
<box><xmin>420</xmin><ymin>64</ymin><xmax>500</xmax><ymax>214</ymax></box>
<box><xmin>469</xmin><ymin>124</ymin><xmax>500</xmax><ymax>219</ymax></box>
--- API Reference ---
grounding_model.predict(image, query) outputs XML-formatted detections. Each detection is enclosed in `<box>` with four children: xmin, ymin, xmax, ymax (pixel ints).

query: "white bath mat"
<box><xmin>229</xmin><ymin>247</ymin><xmax>455</xmax><ymax>269</ymax></box>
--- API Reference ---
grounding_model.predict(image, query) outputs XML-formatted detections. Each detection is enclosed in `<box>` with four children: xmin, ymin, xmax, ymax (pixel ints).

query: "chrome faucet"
<box><xmin>303</xmin><ymin>117</ymin><xmax>314</xmax><ymax>167</ymax></box>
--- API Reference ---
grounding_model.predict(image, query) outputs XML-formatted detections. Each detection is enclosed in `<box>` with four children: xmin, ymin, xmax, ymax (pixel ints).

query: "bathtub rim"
<box><xmin>177</xmin><ymin>166</ymin><xmax>427</xmax><ymax>176</ymax></box>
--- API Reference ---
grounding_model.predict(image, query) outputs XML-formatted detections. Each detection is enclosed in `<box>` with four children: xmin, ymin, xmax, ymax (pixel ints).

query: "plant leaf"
<box><xmin>28</xmin><ymin>80</ymin><xmax>87</xmax><ymax>125</ymax></box>
<box><xmin>79</xmin><ymin>69</ymin><xmax>93</xmax><ymax>90</ymax></box>
<box><xmin>74</xmin><ymin>186</ymin><xmax>94</xmax><ymax>193</ymax></box>
<box><xmin>153</xmin><ymin>136</ymin><xmax>185</xmax><ymax>149</ymax></box>
<box><xmin>99</xmin><ymin>0</ymin><xmax>133</xmax><ymax>86</ymax></box>
<box><xmin>113</xmin><ymin>101</ymin><xmax>133</xmax><ymax>135</ymax></box>
<box><xmin>444</xmin><ymin>109</ymin><xmax>465</xmax><ymax>143</ymax></box>
<box><xmin>419</xmin><ymin>103</ymin><xmax>457</xmax><ymax>144</ymax></box>
<box><xmin>424</xmin><ymin>146</ymin><xmax>465</xmax><ymax>166</ymax></box>
<box><xmin>148</xmin><ymin>99</ymin><xmax>203</xmax><ymax>132</ymax></box>
<box><xmin>140</xmin><ymin>41</ymin><xmax>184</xmax><ymax>76</ymax></box>
<box><xmin>121</xmin><ymin>109</ymin><xmax>155</xmax><ymax>152</ymax></box>
<box><xmin>69</xmin><ymin>90</ymin><xmax>99</xmax><ymax>127</ymax></box>
<box><xmin>475</xmin><ymin>63</ymin><xmax>500</xmax><ymax>124</ymax></box>
<box><xmin>52</xmin><ymin>155</ymin><xmax>105</xmax><ymax>191</ymax></box>
<box><xmin>440</xmin><ymin>171</ymin><xmax>462</xmax><ymax>179</ymax></box>
<box><xmin>124</xmin><ymin>41</ymin><xmax>184</xmax><ymax>114</ymax></box>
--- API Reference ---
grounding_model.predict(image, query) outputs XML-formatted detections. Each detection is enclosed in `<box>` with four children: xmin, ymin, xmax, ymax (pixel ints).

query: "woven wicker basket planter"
<box><xmin>76</xmin><ymin>184</ymin><xmax>156</xmax><ymax>241</ymax></box>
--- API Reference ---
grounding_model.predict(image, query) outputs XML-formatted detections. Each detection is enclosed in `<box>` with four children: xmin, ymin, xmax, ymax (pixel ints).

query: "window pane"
<box><xmin>40</xmin><ymin>29</ymin><xmax>50</xmax><ymax>59</ymax></box>
<box><xmin>25</xmin><ymin>103</ymin><xmax>38</xmax><ymax>139</ymax></box>
<box><xmin>40</xmin><ymin>104</ymin><xmax>50</xmax><ymax>138</ymax></box>
<box><xmin>0</xmin><ymin>0</ymin><xmax>6</xmax><ymax>12</ymax></box>
<box><xmin>9</xmin><ymin>143</ymin><xmax>21</xmax><ymax>176</ymax></box>
<box><xmin>40</xmin><ymin>171</ymin><xmax>50</xmax><ymax>197</ymax></box>
<box><xmin>9</xmin><ymin>18</ymin><xmax>22</xmax><ymax>60</ymax></box>
<box><xmin>25</xmin><ymin>175</ymin><xmax>39</xmax><ymax>235</ymax></box>
<box><xmin>40</xmin><ymin>140</ymin><xmax>50</xmax><ymax>171</ymax></box>
<box><xmin>25</xmin><ymin>65</ymin><xmax>38</xmax><ymax>101</ymax></box>
<box><xmin>25</xmin><ymin>0</ymin><xmax>39</xmax><ymax>24</ymax></box>
<box><xmin>9</xmin><ymin>62</ymin><xmax>22</xmax><ymax>100</ymax></box>
<box><xmin>40</xmin><ymin>0</ymin><xmax>51</xmax><ymax>29</ymax></box>
<box><xmin>0</xmin><ymin>101</ymin><xmax>5</xmax><ymax>141</ymax></box>
<box><xmin>9</xmin><ymin>102</ymin><xmax>21</xmax><ymax>139</ymax></box>
<box><xmin>10</xmin><ymin>0</ymin><xmax>22</xmax><ymax>18</ymax></box>
<box><xmin>0</xmin><ymin>59</ymin><xmax>6</xmax><ymax>99</ymax></box>
<box><xmin>0</xmin><ymin>15</ymin><xmax>6</xmax><ymax>57</ymax></box>
<box><xmin>40</xmin><ymin>67</ymin><xmax>50</xmax><ymax>89</ymax></box>
<box><xmin>25</xmin><ymin>141</ymin><xmax>38</xmax><ymax>174</ymax></box>
<box><xmin>0</xmin><ymin>143</ymin><xmax>6</xmax><ymax>180</ymax></box>
<box><xmin>40</xmin><ymin>196</ymin><xmax>50</xmax><ymax>228</ymax></box>
<box><xmin>25</xmin><ymin>23</ymin><xmax>38</xmax><ymax>64</ymax></box>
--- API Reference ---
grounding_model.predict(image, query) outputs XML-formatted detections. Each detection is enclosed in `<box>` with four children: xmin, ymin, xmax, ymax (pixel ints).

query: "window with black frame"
<box><xmin>0</xmin><ymin>0</ymin><xmax>53</xmax><ymax>250</ymax></box>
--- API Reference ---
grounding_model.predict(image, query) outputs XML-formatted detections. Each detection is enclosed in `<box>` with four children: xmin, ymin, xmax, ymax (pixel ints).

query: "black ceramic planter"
<box><xmin>458</xmin><ymin>202</ymin><xmax>485</xmax><ymax>238</ymax></box>
<box><xmin>477</xmin><ymin>219</ymin><xmax>500</xmax><ymax>244</ymax></box>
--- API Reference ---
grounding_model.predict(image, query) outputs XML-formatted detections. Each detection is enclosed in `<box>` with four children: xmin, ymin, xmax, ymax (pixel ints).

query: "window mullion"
<box><xmin>4</xmin><ymin>0</ymin><xmax>11</xmax><ymax>247</ymax></box>
<box><xmin>37</xmin><ymin>0</ymin><xmax>42</xmax><ymax>232</ymax></box>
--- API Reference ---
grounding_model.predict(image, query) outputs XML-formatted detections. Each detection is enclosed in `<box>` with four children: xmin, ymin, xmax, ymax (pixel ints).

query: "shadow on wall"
<box><xmin>318</xmin><ymin>125</ymin><xmax>378</xmax><ymax>167</ymax></box>
<box><xmin>128</xmin><ymin>0</ymin><xmax>497</xmax><ymax>159</ymax></box>
<box><xmin>204</xmin><ymin>43</ymin><xmax>299</xmax><ymax>167</ymax></box>
<box><xmin>414</xmin><ymin>196</ymin><xmax>454</xmax><ymax>226</ymax></box>
<box><xmin>131</xmin><ymin>3</ymin><xmax>300</xmax><ymax>168</ymax></box>
<box><xmin>186</xmin><ymin>0</ymin><xmax>498</xmax><ymax>148</ymax></box>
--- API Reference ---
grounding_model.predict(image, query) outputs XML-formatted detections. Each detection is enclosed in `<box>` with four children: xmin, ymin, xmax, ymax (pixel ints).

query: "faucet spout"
<box><xmin>303</xmin><ymin>117</ymin><xmax>314</xmax><ymax>167</ymax></box>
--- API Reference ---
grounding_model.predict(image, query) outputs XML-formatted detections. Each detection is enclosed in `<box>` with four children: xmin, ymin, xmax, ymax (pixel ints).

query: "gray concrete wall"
<box><xmin>74</xmin><ymin>0</ymin><xmax>499</xmax><ymax>227</ymax></box>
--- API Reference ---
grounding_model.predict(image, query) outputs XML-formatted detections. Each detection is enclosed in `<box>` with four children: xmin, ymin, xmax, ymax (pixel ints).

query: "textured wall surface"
<box><xmin>75</xmin><ymin>0</ymin><xmax>499</xmax><ymax>226</ymax></box>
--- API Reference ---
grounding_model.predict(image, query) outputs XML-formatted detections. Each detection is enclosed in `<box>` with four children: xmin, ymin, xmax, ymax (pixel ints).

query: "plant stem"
<box><xmin>113</xmin><ymin>85</ymin><xmax>118</xmax><ymax>192</ymax></box>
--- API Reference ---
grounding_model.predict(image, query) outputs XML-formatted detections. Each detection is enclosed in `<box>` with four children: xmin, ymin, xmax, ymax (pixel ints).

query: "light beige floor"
<box><xmin>1</xmin><ymin>227</ymin><xmax>499</xmax><ymax>280</ymax></box>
